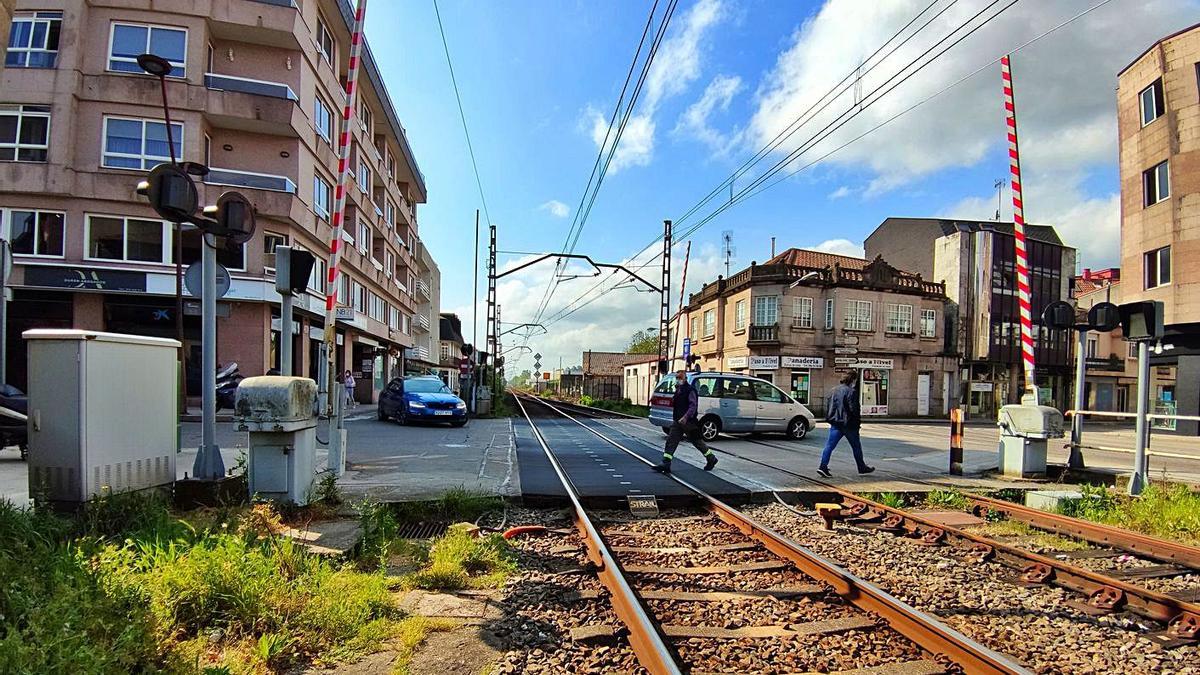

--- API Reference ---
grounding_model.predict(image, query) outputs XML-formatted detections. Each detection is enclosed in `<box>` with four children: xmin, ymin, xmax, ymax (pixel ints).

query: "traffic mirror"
<box><xmin>201</xmin><ymin>191</ymin><xmax>256</xmax><ymax>244</ymax></box>
<box><xmin>1087</xmin><ymin>302</ymin><xmax>1121</xmax><ymax>332</ymax></box>
<box><xmin>136</xmin><ymin>163</ymin><xmax>198</xmax><ymax>223</ymax></box>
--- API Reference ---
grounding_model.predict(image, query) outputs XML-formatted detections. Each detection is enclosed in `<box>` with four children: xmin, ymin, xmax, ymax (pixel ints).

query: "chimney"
<box><xmin>1082</xmin><ymin>268</ymin><xmax>1091</xmax><ymax>280</ymax></box>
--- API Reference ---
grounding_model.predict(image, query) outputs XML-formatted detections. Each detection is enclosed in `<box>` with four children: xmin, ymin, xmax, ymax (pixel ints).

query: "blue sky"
<box><xmin>367</xmin><ymin>0</ymin><xmax>1198</xmax><ymax>371</ymax></box>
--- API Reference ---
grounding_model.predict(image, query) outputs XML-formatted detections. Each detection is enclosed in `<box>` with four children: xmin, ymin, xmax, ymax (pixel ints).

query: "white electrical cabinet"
<box><xmin>25</xmin><ymin>330</ymin><xmax>180</xmax><ymax>503</ymax></box>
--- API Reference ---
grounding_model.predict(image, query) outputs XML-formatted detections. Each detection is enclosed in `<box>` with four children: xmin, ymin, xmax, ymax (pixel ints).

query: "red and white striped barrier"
<box><xmin>1001</xmin><ymin>54</ymin><xmax>1036</xmax><ymax>402</ymax></box>
<box><xmin>324</xmin><ymin>0</ymin><xmax>369</xmax><ymax>404</ymax></box>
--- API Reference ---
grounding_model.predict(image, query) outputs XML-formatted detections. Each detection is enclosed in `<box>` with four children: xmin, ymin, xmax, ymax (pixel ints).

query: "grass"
<box><xmin>389</xmin><ymin>616</ymin><xmax>459</xmax><ymax>675</ymax></box>
<box><xmin>972</xmin><ymin>518</ymin><xmax>1092</xmax><ymax>552</ymax></box>
<box><xmin>577</xmin><ymin>395</ymin><xmax>650</xmax><ymax>417</ymax></box>
<box><xmin>922</xmin><ymin>488</ymin><xmax>968</xmax><ymax>510</ymax></box>
<box><xmin>0</xmin><ymin>493</ymin><xmax>410</xmax><ymax>674</ymax></box>
<box><xmin>401</xmin><ymin>524</ymin><xmax>516</xmax><ymax>591</ymax></box>
<box><xmin>869</xmin><ymin>492</ymin><xmax>906</xmax><ymax>509</ymax></box>
<box><xmin>1058</xmin><ymin>482</ymin><xmax>1200</xmax><ymax>546</ymax></box>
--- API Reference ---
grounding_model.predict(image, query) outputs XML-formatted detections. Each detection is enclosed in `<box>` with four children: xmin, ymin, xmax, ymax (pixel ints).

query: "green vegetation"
<box><xmin>402</xmin><ymin>524</ymin><xmax>516</xmax><ymax>591</ymax></box>
<box><xmin>922</xmin><ymin>488</ymin><xmax>968</xmax><ymax>510</ymax></box>
<box><xmin>1058</xmin><ymin>483</ymin><xmax>1200</xmax><ymax>545</ymax></box>
<box><xmin>972</xmin><ymin>518</ymin><xmax>1091</xmax><ymax>551</ymax></box>
<box><xmin>389</xmin><ymin>488</ymin><xmax>505</xmax><ymax>525</ymax></box>
<box><xmin>869</xmin><ymin>492</ymin><xmax>906</xmax><ymax>509</ymax></box>
<box><xmin>578</xmin><ymin>395</ymin><xmax>650</xmax><ymax>417</ymax></box>
<box><xmin>390</xmin><ymin>616</ymin><xmax>459</xmax><ymax>675</ymax></box>
<box><xmin>626</xmin><ymin>329</ymin><xmax>659</xmax><ymax>355</ymax></box>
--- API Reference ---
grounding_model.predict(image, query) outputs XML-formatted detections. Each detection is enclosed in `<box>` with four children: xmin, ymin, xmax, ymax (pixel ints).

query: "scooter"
<box><xmin>215</xmin><ymin>363</ymin><xmax>243</xmax><ymax>412</ymax></box>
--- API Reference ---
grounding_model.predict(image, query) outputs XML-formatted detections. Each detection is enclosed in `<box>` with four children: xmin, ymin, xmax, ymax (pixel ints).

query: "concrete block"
<box><xmin>1024</xmin><ymin>489</ymin><xmax>1082</xmax><ymax>513</ymax></box>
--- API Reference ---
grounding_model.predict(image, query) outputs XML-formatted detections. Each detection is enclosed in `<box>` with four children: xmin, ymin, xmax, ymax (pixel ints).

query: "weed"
<box><xmin>256</xmin><ymin>631</ymin><xmax>293</xmax><ymax>668</ymax></box>
<box><xmin>403</xmin><ymin>524</ymin><xmax>515</xmax><ymax>591</ymax></box>
<box><xmin>923</xmin><ymin>488</ymin><xmax>968</xmax><ymax>510</ymax></box>
<box><xmin>872</xmin><ymin>492</ymin><xmax>905</xmax><ymax>509</ymax></box>
<box><xmin>315</xmin><ymin>471</ymin><xmax>343</xmax><ymax>506</ymax></box>
<box><xmin>1059</xmin><ymin>483</ymin><xmax>1200</xmax><ymax>545</ymax></box>
<box><xmin>1057</xmin><ymin>483</ymin><xmax>1119</xmax><ymax>523</ymax></box>
<box><xmin>973</xmin><ymin>519</ymin><xmax>1091</xmax><ymax>551</ymax></box>
<box><xmin>389</xmin><ymin>616</ymin><xmax>459</xmax><ymax>675</ymax></box>
<box><xmin>390</xmin><ymin>488</ymin><xmax>505</xmax><ymax>525</ymax></box>
<box><xmin>359</xmin><ymin>498</ymin><xmax>402</xmax><ymax>569</ymax></box>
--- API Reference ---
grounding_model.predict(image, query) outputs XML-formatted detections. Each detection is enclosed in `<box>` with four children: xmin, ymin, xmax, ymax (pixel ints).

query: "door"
<box><xmin>942</xmin><ymin>372</ymin><xmax>951</xmax><ymax>415</ymax></box>
<box><xmin>1096</xmin><ymin>383</ymin><xmax>1114</xmax><ymax>411</ymax></box>
<box><xmin>718</xmin><ymin>377</ymin><xmax>756</xmax><ymax>432</ymax></box>
<box><xmin>751</xmin><ymin>379</ymin><xmax>788</xmax><ymax>431</ymax></box>
<box><xmin>917</xmin><ymin>373</ymin><xmax>930</xmax><ymax>416</ymax></box>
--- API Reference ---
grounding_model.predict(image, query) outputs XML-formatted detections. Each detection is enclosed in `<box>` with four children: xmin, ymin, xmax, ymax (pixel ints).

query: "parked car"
<box><xmin>649</xmin><ymin>372</ymin><xmax>816</xmax><ymax>441</ymax></box>
<box><xmin>0</xmin><ymin>384</ymin><xmax>27</xmax><ymax>460</ymax></box>
<box><xmin>378</xmin><ymin>376</ymin><xmax>468</xmax><ymax>427</ymax></box>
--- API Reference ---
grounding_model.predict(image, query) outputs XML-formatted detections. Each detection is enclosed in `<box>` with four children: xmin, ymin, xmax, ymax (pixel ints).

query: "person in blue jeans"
<box><xmin>818</xmin><ymin>371</ymin><xmax>875</xmax><ymax>478</ymax></box>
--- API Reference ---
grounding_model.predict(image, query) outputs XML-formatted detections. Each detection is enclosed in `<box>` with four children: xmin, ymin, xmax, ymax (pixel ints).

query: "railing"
<box><xmin>204</xmin><ymin>72</ymin><xmax>298</xmax><ymax>101</ymax></box>
<box><xmin>416</xmin><ymin>278</ymin><xmax>431</xmax><ymax>300</ymax></box>
<box><xmin>415</xmin><ymin>312</ymin><xmax>431</xmax><ymax>333</ymax></box>
<box><xmin>205</xmin><ymin>167</ymin><xmax>297</xmax><ymax>193</ymax></box>
<box><xmin>248</xmin><ymin>0</ymin><xmax>297</xmax><ymax>7</ymax></box>
<box><xmin>749</xmin><ymin>324</ymin><xmax>779</xmax><ymax>343</ymax></box>
<box><xmin>1065</xmin><ymin>409</ymin><xmax>1200</xmax><ymax>461</ymax></box>
<box><xmin>406</xmin><ymin>345</ymin><xmax>430</xmax><ymax>361</ymax></box>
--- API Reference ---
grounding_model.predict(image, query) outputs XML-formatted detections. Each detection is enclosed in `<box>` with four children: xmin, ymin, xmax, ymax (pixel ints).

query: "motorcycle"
<box><xmin>215</xmin><ymin>363</ymin><xmax>243</xmax><ymax>412</ymax></box>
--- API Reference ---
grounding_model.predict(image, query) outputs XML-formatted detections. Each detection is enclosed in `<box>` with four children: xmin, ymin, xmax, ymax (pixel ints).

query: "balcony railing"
<box><xmin>415</xmin><ymin>312</ymin><xmax>431</xmax><ymax>333</ymax></box>
<box><xmin>205</xmin><ymin>167</ymin><xmax>297</xmax><ymax>194</ymax></box>
<box><xmin>416</xmin><ymin>279</ymin><xmax>431</xmax><ymax>300</ymax></box>
<box><xmin>406</xmin><ymin>345</ymin><xmax>430</xmax><ymax>361</ymax></box>
<box><xmin>248</xmin><ymin>0</ymin><xmax>297</xmax><ymax>7</ymax></box>
<box><xmin>204</xmin><ymin>72</ymin><xmax>298</xmax><ymax>101</ymax></box>
<box><xmin>749</xmin><ymin>324</ymin><xmax>780</xmax><ymax>343</ymax></box>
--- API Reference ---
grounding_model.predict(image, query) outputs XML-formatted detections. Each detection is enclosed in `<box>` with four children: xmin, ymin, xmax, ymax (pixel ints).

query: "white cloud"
<box><xmin>828</xmin><ymin>185</ymin><xmax>855</xmax><ymax>200</ymax></box>
<box><xmin>811</xmin><ymin>238</ymin><xmax>864</xmax><ymax>258</ymax></box>
<box><xmin>584</xmin><ymin>0</ymin><xmax>728</xmax><ymax>172</ymax></box>
<box><xmin>675</xmin><ymin>74</ymin><xmax>742</xmax><ymax>153</ymax></box>
<box><xmin>538</xmin><ymin>199</ymin><xmax>570</xmax><ymax>218</ymax></box>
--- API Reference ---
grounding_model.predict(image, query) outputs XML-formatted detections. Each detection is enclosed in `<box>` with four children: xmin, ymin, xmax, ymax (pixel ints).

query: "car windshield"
<box><xmin>406</xmin><ymin>379</ymin><xmax>450</xmax><ymax>394</ymax></box>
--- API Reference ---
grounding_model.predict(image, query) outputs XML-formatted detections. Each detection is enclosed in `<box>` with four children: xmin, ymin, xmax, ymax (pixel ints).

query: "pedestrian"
<box><xmin>343</xmin><ymin>370</ymin><xmax>357</xmax><ymax>409</ymax></box>
<box><xmin>652</xmin><ymin>370</ymin><xmax>718</xmax><ymax>474</ymax></box>
<box><xmin>817</xmin><ymin>371</ymin><xmax>875</xmax><ymax>478</ymax></box>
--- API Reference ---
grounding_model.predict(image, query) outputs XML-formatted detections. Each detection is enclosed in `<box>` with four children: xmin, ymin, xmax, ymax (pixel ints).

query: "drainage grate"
<box><xmin>396</xmin><ymin>521</ymin><xmax>450</xmax><ymax>539</ymax></box>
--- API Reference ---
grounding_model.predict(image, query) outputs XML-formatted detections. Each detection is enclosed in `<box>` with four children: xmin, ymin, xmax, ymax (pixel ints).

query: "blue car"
<box><xmin>378</xmin><ymin>375</ymin><xmax>468</xmax><ymax>427</ymax></box>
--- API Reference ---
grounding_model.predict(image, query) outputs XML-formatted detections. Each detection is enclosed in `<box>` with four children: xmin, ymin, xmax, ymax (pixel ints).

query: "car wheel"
<box><xmin>398</xmin><ymin>409</ymin><xmax>409</xmax><ymax>426</ymax></box>
<box><xmin>787</xmin><ymin>417</ymin><xmax>809</xmax><ymax>440</ymax></box>
<box><xmin>699</xmin><ymin>415</ymin><xmax>722</xmax><ymax>442</ymax></box>
<box><xmin>451</xmin><ymin>420</ymin><xmax>467</xmax><ymax>428</ymax></box>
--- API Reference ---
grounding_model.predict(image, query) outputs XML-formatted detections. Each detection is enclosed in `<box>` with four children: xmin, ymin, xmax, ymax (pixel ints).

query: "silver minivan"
<box><xmin>648</xmin><ymin>372</ymin><xmax>817</xmax><ymax>441</ymax></box>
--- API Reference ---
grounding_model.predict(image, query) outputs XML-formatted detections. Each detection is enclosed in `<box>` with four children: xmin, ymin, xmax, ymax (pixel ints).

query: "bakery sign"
<box><xmin>749</xmin><ymin>356</ymin><xmax>779</xmax><ymax>370</ymax></box>
<box><xmin>833</xmin><ymin>357</ymin><xmax>893</xmax><ymax>369</ymax></box>
<box><xmin>782</xmin><ymin>356</ymin><xmax>824</xmax><ymax>369</ymax></box>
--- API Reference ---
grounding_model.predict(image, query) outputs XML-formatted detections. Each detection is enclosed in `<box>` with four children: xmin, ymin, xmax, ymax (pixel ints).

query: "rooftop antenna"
<box><xmin>721</xmin><ymin>230</ymin><xmax>736</xmax><ymax>277</ymax></box>
<box><xmin>993</xmin><ymin>178</ymin><xmax>1006</xmax><ymax>221</ymax></box>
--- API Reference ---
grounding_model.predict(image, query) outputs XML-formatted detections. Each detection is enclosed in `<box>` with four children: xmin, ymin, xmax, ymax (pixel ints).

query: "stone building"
<box><xmin>683</xmin><ymin>249</ymin><xmax>957</xmax><ymax>418</ymax></box>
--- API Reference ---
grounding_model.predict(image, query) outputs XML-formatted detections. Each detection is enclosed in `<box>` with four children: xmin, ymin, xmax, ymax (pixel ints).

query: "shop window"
<box><xmin>859</xmin><ymin>368</ymin><xmax>889</xmax><ymax>416</ymax></box>
<box><xmin>6</xmin><ymin>208</ymin><xmax>64</xmax><ymax>257</ymax></box>
<box><xmin>789</xmin><ymin>371</ymin><xmax>810</xmax><ymax>405</ymax></box>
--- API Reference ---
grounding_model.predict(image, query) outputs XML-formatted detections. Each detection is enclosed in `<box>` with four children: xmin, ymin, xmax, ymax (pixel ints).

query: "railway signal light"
<box><xmin>274</xmin><ymin>246</ymin><xmax>316</xmax><ymax>295</ymax></box>
<box><xmin>1119</xmin><ymin>301</ymin><xmax>1164</xmax><ymax>341</ymax></box>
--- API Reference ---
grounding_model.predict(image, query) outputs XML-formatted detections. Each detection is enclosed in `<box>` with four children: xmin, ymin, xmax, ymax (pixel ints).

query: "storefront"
<box><xmin>782</xmin><ymin>356</ymin><xmax>823</xmax><ymax>406</ymax></box>
<box><xmin>835</xmin><ymin>357</ymin><xmax>893</xmax><ymax>416</ymax></box>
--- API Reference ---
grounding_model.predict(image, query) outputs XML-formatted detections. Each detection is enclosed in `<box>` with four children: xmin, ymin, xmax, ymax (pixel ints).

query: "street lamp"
<box><xmin>789</xmin><ymin>271</ymin><xmax>821</xmax><ymax>288</ymax></box>
<box><xmin>138</xmin><ymin>53</ymin><xmax>188</xmax><ymax>415</ymax></box>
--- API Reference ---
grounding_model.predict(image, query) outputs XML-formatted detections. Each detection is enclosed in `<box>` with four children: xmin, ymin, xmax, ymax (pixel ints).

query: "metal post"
<box><xmin>1130</xmin><ymin>340</ymin><xmax>1150</xmax><ymax>495</ymax></box>
<box><xmin>0</xmin><ymin>240</ymin><xmax>8</xmax><ymax>385</ymax></box>
<box><xmin>949</xmin><ymin>407</ymin><xmax>964</xmax><ymax>475</ymax></box>
<box><xmin>193</xmin><ymin>235</ymin><xmax>224</xmax><ymax>479</ymax></box>
<box><xmin>1069</xmin><ymin>329</ymin><xmax>1087</xmax><ymax>469</ymax></box>
<box><xmin>280</xmin><ymin>292</ymin><xmax>293</xmax><ymax>377</ymax></box>
<box><xmin>472</xmin><ymin>209</ymin><xmax>479</xmax><ymax>414</ymax></box>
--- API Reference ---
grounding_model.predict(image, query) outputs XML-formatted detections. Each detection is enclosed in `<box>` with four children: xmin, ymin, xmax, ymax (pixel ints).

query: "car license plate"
<box><xmin>434</xmin><ymin>410</ymin><xmax>451</xmax><ymax>416</ymax></box>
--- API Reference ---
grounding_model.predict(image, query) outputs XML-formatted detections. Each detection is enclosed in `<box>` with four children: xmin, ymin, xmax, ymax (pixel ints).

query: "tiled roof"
<box><xmin>583</xmin><ymin>351</ymin><xmax>652</xmax><ymax>375</ymax></box>
<box><xmin>766</xmin><ymin>248</ymin><xmax>869</xmax><ymax>270</ymax></box>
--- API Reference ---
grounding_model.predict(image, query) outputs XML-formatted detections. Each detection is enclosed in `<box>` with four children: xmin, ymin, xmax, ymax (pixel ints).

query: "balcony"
<box><xmin>205</xmin><ymin>73</ymin><xmax>298</xmax><ymax>102</ymax></box>
<box><xmin>205</xmin><ymin>168</ymin><xmax>297</xmax><ymax>194</ymax></box>
<box><xmin>415</xmin><ymin>312</ymin><xmax>431</xmax><ymax>333</ymax></box>
<box><xmin>416</xmin><ymin>278</ymin><xmax>431</xmax><ymax>301</ymax></box>
<box><xmin>407</xmin><ymin>345</ymin><xmax>430</xmax><ymax>361</ymax></box>
<box><xmin>748</xmin><ymin>324</ymin><xmax>780</xmax><ymax>345</ymax></box>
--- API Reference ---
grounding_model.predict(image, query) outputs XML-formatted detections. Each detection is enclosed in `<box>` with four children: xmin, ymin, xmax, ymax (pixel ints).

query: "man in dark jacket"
<box><xmin>652</xmin><ymin>370</ymin><xmax>718</xmax><ymax>474</ymax></box>
<box><xmin>817</xmin><ymin>371</ymin><xmax>875</xmax><ymax>478</ymax></box>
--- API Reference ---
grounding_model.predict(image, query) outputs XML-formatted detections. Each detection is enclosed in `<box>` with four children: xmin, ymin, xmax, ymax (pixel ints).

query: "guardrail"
<box><xmin>204</xmin><ymin>72</ymin><xmax>298</xmax><ymax>101</ymax></box>
<box><xmin>204</xmin><ymin>167</ymin><xmax>297</xmax><ymax>194</ymax></box>
<box><xmin>1064</xmin><ymin>410</ymin><xmax>1200</xmax><ymax>462</ymax></box>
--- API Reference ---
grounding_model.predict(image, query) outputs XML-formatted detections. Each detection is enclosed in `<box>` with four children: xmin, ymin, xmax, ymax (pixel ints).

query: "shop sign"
<box><xmin>361</xmin><ymin>358</ymin><xmax>373</xmax><ymax>372</ymax></box>
<box><xmin>726</xmin><ymin>356</ymin><xmax>748</xmax><ymax>369</ymax></box>
<box><xmin>833</xmin><ymin>357</ymin><xmax>893</xmax><ymax>369</ymax></box>
<box><xmin>782</xmin><ymin>356</ymin><xmax>824</xmax><ymax>369</ymax></box>
<box><xmin>749</xmin><ymin>355</ymin><xmax>779</xmax><ymax>370</ymax></box>
<box><xmin>970</xmin><ymin>382</ymin><xmax>994</xmax><ymax>392</ymax></box>
<box><xmin>24</xmin><ymin>265</ymin><xmax>147</xmax><ymax>292</ymax></box>
<box><xmin>334</xmin><ymin>307</ymin><xmax>355</xmax><ymax>321</ymax></box>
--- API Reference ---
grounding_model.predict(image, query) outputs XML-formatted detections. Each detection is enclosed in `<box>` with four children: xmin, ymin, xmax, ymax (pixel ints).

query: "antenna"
<box><xmin>993</xmin><ymin>178</ymin><xmax>1006</xmax><ymax>221</ymax></box>
<box><xmin>721</xmin><ymin>230</ymin><xmax>736</xmax><ymax>277</ymax></box>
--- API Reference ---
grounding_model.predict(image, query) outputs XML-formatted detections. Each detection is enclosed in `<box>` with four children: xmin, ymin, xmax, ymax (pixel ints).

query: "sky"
<box><xmin>366</xmin><ymin>0</ymin><xmax>1199</xmax><ymax>373</ymax></box>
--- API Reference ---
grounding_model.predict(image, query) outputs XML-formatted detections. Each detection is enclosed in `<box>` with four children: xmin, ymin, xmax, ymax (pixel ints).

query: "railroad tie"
<box><xmin>623</xmin><ymin>560</ymin><xmax>790</xmax><ymax>575</ymax></box>
<box><xmin>610</xmin><ymin>542</ymin><xmax>760</xmax><ymax>554</ymax></box>
<box><xmin>692</xmin><ymin>659</ymin><xmax>945</xmax><ymax>675</ymax></box>
<box><xmin>661</xmin><ymin>615</ymin><xmax>875</xmax><ymax>639</ymax></box>
<box><xmin>639</xmin><ymin>586</ymin><xmax>824</xmax><ymax>601</ymax></box>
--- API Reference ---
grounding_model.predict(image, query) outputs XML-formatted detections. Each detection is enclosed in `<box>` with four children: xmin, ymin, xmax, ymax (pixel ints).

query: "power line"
<box><xmin>433</xmin><ymin>0</ymin><xmax>492</xmax><ymax>228</ymax></box>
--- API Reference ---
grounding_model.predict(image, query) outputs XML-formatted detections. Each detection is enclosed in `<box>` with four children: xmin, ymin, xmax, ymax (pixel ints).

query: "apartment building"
<box><xmin>1117</xmin><ymin>22</ymin><xmax>1200</xmax><ymax>434</ymax></box>
<box><xmin>0</xmin><ymin>0</ymin><xmax>432</xmax><ymax>403</ymax></box>
<box><xmin>867</xmin><ymin>218</ymin><xmax>1077</xmax><ymax>417</ymax></box>
<box><xmin>404</xmin><ymin>241</ymin><xmax>440</xmax><ymax>376</ymax></box>
<box><xmin>1</xmin><ymin>0</ymin><xmax>16</xmax><ymax>49</ymax></box>
<box><xmin>435</xmin><ymin>312</ymin><xmax>465</xmax><ymax>392</ymax></box>
<box><xmin>683</xmin><ymin>250</ymin><xmax>957</xmax><ymax>418</ymax></box>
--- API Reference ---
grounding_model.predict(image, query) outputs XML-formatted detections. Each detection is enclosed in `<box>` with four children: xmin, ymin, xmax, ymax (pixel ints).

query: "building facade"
<box><xmin>404</xmin><ymin>240</ymin><xmax>440</xmax><ymax>376</ymax></box>
<box><xmin>867</xmin><ymin>218</ymin><xmax>1077</xmax><ymax>417</ymax></box>
<box><xmin>684</xmin><ymin>250</ymin><xmax>957</xmax><ymax>418</ymax></box>
<box><xmin>0</xmin><ymin>0</ymin><xmax>433</xmax><ymax>403</ymax></box>
<box><xmin>436</xmin><ymin>312</ymin><xmax>465</xmax><ymax>393</ymax></box>
<box><xmin>1</xmin><ymin>0</ymin><xmax>16</xmax><ymax>55</ymax></box>
<box><xmin>1117</xmin><ymin>23</ymin><xmax>1200</xmax><ymax>434</ymax></box>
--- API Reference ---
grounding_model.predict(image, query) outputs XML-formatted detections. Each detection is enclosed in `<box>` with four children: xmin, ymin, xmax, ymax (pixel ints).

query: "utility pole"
<box><xmin>722</xmin><ymin>230</ymin><xmax>734</xmax><ymax>278</ymax></box>
<box><xmin>486</xmin><ymin>223</ymin><xmax>497</xmax><ymax>404</ymax></box>
<box><xmin>472</xmin><ymin>209</ymin><xmax>479</xmax><ymax>413</ymax></box>
<box><xmin>993</xmin><ymin>178</ymin><xmax>1005</xmax><ymax>221</ymax></box>
<box><xmin>658</xmin><ymin>220</ymin><xmax>672</xmax><ymax>375</ymax></box>
<box><xmin>0</xmin><ymin>240</ymin><xmax>8</xmax><ymax>385</ymax></box>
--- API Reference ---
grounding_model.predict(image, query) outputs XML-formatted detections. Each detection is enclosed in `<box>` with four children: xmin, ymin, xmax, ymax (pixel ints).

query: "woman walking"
<box><xmin>343</xmin><ymin>370</ymin><xmax>357</xmax><ymax>409</ymax></box>
<box><xmin>818</xmin><ymin>371</ymin><xmax>874</xmax><ymax>478</ymax></box>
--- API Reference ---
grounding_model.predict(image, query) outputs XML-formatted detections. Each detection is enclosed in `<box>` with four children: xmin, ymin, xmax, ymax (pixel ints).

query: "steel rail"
<box><xmin>522</xmin><ymin>394</ymin><xmax>1031</xmax><ymax>675</ymax></box>
<box><xmin>510</xmin><ymin>395</ymin><xmax>683</xmax><ymax>675</ymax></box>
<box><xmin>670</xmin><ymin>436</ymin><xmax>1200</xmax><ymax>641</ymax></box>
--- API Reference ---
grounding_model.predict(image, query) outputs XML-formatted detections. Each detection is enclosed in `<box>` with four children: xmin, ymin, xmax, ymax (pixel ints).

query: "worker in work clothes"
<box><xmin>653</xmin><ymin>370</ymin><xmax>718</xmax><ymax>474</ymax></box>
<box><xmin>817</xmin><ymin>370</ymin><xmax>875</xmax><ymax>478</ymax></box>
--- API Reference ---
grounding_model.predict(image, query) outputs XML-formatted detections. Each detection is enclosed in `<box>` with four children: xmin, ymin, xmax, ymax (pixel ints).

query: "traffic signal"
<box><xmin>274</xmin><ymin>246</ymin><xmax>316</xmax><ymax>295</ymax></box>
<box><xmin>1119</xmin><ymin>301</ymin><xmax>1164</xmax><ymax>341</ymax></box>
<box><xmin>137</xmin><ymin>163</ymin><xmax>198</xmax><ymax>223</ymax></box>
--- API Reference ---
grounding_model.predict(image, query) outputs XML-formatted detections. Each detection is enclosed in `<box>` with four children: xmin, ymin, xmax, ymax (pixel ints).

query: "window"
<box><xmin>6</xmin><ymin>209</ymin><xmax>64</xmax><ymax>257</ymax></box>
<box><xmin>357</xmin><ymin>222</ymin><xmax>371</xmax><ymax>253</ymax></box>
<box><xmin>313</xmin><ymin>175</ymin><xmax>331</xmax><ymax>218</ymax></box>
<box><xmin>691</xmin><ymin>316</ymin><xmax>699</xmax><ymax>339</ymax></box>
<box><xmin>402</xmin><ymin>313</ymin><xmax>411</xmax><ymax>334</ymax></box>
<box><xmin>885</xmin><ymin>303</ymin><xmax>912</xmax><ymax>333</ymax></box>
<box><xmin>723</xmin><ymin>378</ymin><xmax>755</xmax><ymax>400</ymax></box>
<box><xmin>734</xmin><ymin>300</ymin><xmax>747</xmax><ymax>331</ymax></box>
<box><xmin>825</xmin><ymin>299</ymin><xmax>834</xmax><ymax>329</ymax></box>
<box><xmin>359</xmin><ymin>100</ymin><xmax>374</xmax><ymax>133</ymax></box>
<box><xmin>109</xmin><ymin>23</ymin><xmax>187</xmax><ymax>77</ymax></box>
<box><xmin>1144</xmin><ymin>160</ymin><xmax>1170</xmax><ymax>206</ymax></box>
<box><xmin>703</xmin><ymin>309</ymin><xmax>715</xmax><ymax>338</ymax></box>
<box><xmin>753</xmin><ymin>295</ymin><xmax>778</xmax><ymax>326</ymax></box>
<box><xmin>1144</xmin><ymin>245</ymin><xmax>1171</xmax><ymax>289</ymax></box>
<box><xmin>86</xmin><ymin>215</ymin><xmax>171</xmax><ymax>263</ymax></box>
<box><xmin>352</xmin><ymin>281</ymin><xmax>366</xmax><ymax>313</ymax></box>
<box><xmin>385</xmin><ymin>200</ymin><xmax>396</xmax><ymax>228</ymax></box>
<box><xmin>314</xmin><ymin>96</ymin><xmax>333</xmax><ymax>143</ymax></box>
<box><xmin>920</xmin><ymin>309</ymin><xmax>937</xmax><ymax>338</ymax></box>
<box><xmin>1086</xmin><ymin>336</ymin><xmax>1098</xmax><ymax>358</ymax></box>
<box><xmin>844</xmin><ymin>300</ymin><xmax>872</xmax><ymax>331</ymax></box>
<box><xmin>357</xmin><ymin>158</ymin><xmax>371</xmax><ymax>192</ymax></box>
<box><xmin>384</xmin><ymin>249</ymin><xmax>394</xmax><ymax>278</ymax></box>
<box><xmin>387</xmin><ymin>154</ymin><xmax>395</xmax><ymax>180</ymax></box>
<box><xmin>389</xmin><ymin>307</ymin><xmax>401</xmax><ymax>331</ymax></box>
<box><xmin>316</xmin><ymin>16</ymin><xmax>335</xmax><ymax>68</ymax></box>
<box><xmin>309</xmin><ymin>257</ymin><xmax>326</xmax><ymax>294</ymax></box>
<box><xmin>441</xmin><ymin>344</ymin><xmax>451</xmax><ymax>361</ymax></box>
<box><xmin>6</xmin><ymin>12</ymin><xmax>61</xmax><ymax>68</ymax></box>
<box><xmin>1140</xmin><ymin>78</ymin><xmax>1164</xmax><ymax>126</ymax></box>
<box><xmin>336</xmin><ymin>274</ymin><xmax>349</xmax><ymax>305</ymax></box>
<box><xmin>102</xmin><ymin>116</ymin><xmax>183</xmax><ymax>170</ymax></box>
<box><xmin>794</xmin><ymin>297</ymin><xmax>813</xmax><ymax>328</ymax></box>
<box><xmin>0</xmin><ymin>105</ymin><xmax>50</xmax><ymax>162</ymax></box>
<box><xmin>693</xmin><ymin>377</ymin><xmax>720</xmax><ymax>398</ymax></box>
<box><xmin>1128</xmin><ymin>341</ymin><xmax>1138</xmax><ymax>358</ymax></box>
<box><xmin>368</xmin><ymin>293</ymin><xmax>386</xmax><ymax>323</ymax></box>
<box><xmin>263</xmin><ymin>232</ymin><xmax>287</xmax><ymax>272</ymax></box>
<box><xmin>752</xmin><ymin>380</ymin><xmax>784</xmax><ymax>404</ymax></box>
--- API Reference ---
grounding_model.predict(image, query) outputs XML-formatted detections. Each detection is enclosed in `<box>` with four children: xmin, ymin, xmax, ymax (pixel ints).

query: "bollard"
<box><xmin>949</xmin><ymin>407</ymin><xmax>964</xmax><ymax>475</ymax></box>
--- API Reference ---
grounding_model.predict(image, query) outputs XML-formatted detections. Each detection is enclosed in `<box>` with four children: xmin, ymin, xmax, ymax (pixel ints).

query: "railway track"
<box><xmin>512</xmin><ymin>392</ymin><xmax>1029</xmax><ymax>675</ymax></box>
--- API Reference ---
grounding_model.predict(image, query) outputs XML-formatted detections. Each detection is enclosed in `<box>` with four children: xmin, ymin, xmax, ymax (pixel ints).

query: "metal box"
<box><xmin>998</xmin><ymin>404</ymin><xmax>1064</xmax><ymax>439</ymax></box>
<box><xmin>25</xmin><ymin>330</ymin><xmax>180</xmax><ymax>503</ymax></box>
<box><xmin>236</xmin><ymin>376</ymin><xmax>318</xmax><ymax>505</ymax></box>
